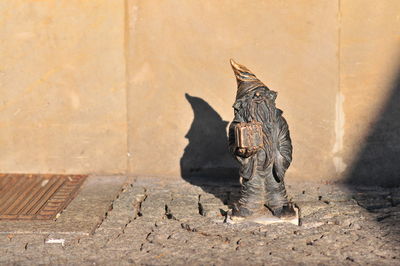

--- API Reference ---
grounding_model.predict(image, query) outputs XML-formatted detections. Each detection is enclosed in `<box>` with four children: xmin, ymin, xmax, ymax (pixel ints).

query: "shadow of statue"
<box><xmin>180</xmin><ymin>93</ymin><xmax>240</xmax><ymax>205</ymax></box>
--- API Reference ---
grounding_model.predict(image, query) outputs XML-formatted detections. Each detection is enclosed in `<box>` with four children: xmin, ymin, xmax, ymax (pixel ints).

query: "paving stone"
<box><xmin>1</xmin><ymin>177</ymin><xmax>400</xmax><ymax>265</ymax></box>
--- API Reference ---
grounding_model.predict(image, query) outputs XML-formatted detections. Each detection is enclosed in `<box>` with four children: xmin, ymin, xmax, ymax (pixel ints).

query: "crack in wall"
<box><xmin>332</xmin><ymin>0</ymin><xmax>347</xmax><ymax>177</ymax></box>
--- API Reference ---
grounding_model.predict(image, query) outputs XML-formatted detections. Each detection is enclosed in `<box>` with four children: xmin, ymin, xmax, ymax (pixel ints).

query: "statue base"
<box><xmin>226</xmin><ymin>206</ymin><xmax>299</xmax><ymax>226</ymax></box>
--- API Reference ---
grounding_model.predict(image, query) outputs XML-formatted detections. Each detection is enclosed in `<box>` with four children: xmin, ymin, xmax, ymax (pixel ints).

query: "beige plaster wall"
<box><xmin>0</xmin><ymin>0</ymin><xmax>127</xmax><ymax>174</ymax></box>
<box><xmin>126</xmin><ymin>0</ymin><xmax>338</xmax><ymax>181</ymax></box>
<box><xmin>2</xmin><ymin>1</ymin><xmax>399</xmax><ymax>185</ymax></box>
<box><xmin>340</xmin><ymin>0</ymin><xmax>400</xmax><ymax>186</ymax></box>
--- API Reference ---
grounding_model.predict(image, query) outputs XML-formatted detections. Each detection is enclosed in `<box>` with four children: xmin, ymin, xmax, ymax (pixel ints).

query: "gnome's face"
<box><xmin>233</xmin><ymin>87</ymin><xmax>277</xmax><ymax>123</ymax></box>
<box><xmin>230</xmin><ymin>59</ymin><xmax>277</xmax><ymax>124</ymax></box>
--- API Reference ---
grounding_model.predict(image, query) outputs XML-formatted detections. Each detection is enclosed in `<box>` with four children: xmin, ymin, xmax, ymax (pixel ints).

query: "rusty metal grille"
<box><xmin>0</xmin><ymin>174</ymin><xmax>87</xmax><ymax>220</ymax></box>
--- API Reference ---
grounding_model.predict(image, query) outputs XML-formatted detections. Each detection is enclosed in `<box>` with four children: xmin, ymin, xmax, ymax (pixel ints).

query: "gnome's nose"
<box><xmin>233</xmin><ymin>101</ymin><xmax>241</xmax><ymax>110</ymax></box>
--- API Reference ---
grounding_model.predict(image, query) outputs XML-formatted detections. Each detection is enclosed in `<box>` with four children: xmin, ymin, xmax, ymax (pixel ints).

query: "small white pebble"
<box><xmin>45</xmin><ymin>238</ymin><xmax>65</xmax><ymax>246</ymax></box>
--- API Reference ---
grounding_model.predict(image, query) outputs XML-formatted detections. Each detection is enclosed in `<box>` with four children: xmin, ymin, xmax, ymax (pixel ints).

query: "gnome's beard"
<box><xmin>235</xmin><ymin>97</ymin><xmax>276</xmax><ymax>165</ymax></box>
<box><xmin>236</xmin><ymin>97</ymin><xmax>275</xmax><ymax>132</ymax></box>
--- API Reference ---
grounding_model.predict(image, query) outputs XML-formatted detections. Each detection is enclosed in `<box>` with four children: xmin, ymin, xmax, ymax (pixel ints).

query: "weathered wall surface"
<box><xmin>0</xmin><ymin>1</ymin><xmax>127</xmax><ymax>174</ymax></box>
<box><xmin>340</xmin><ymin>0</ymin><xmax>400</xmax><ymax>186</ymax></box>
<box><xmin>2</xmin><ymin>1</ymin><xmax>400</xmax><ymax>185</ymax></box>
<box><xmin>126</xmin><ymin>0</ymin><xmax>338</xmax><ymax>181</ymax></box>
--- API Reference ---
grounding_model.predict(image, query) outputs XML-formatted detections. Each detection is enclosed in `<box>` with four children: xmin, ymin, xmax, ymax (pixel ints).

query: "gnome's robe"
<box><xmin>228</xmin><ymin>59</ymin><xmax>293</xmax><ymax>216</ymax></box>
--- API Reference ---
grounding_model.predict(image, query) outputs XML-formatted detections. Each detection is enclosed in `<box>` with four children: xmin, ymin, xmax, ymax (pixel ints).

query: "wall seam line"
<box><xmin>333</xmin><ymin>0</ymin><xmax>346</xmax><ymax>178</ymax></box>
<box><xmin>124</xmin><ymin>0</ymin><xmax>131</xmax><ymax>175</ymax></box>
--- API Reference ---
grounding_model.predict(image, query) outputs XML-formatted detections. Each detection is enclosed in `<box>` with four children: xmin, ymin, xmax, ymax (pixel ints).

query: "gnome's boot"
<box><xmin>264</xmin><ymin>169</ymin><xmax>296</xmax><ymax>218</ymax></box>
<box><xmin>232</xmin><ymin>175</ymin><xmax>265</xmax><ymax>217</ymax></box>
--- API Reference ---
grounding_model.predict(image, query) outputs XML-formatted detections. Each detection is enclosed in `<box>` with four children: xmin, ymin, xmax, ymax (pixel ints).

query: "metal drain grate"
<box><xmin>0</xmin><ymin>174</ymin><xmax>87</xmax><ymax>220</ymax></box>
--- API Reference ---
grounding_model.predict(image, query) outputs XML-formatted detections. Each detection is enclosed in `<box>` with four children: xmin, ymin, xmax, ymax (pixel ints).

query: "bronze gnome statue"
<box><xmin>228</xmin><ymin>59</ymin><xmax>296</xmax><ymax>220</ymax></box>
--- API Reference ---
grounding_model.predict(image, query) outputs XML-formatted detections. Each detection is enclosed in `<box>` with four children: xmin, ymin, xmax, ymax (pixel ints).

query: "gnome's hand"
<box><xmin>236</xmin><ymin>147</ymin><xmax>259</xmax><ymax>158</ymax></box>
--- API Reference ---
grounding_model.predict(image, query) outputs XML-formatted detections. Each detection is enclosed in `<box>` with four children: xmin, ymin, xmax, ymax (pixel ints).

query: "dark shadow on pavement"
<box><xmin>344</xmin><ymin>64</ymin><xmax>400</xmax><ymax>243</ymax></box>
<box><xmin>180</xmin><ymin>93</ymin><xmax>240</xmax><ymax>205</ymax></box>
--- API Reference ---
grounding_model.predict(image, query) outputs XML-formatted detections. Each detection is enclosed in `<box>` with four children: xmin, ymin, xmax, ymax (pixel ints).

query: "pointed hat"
<box><xmin>230</xmin><ymin>59</ymin><xmax>269</xmax><ymax>99</ymax></box>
